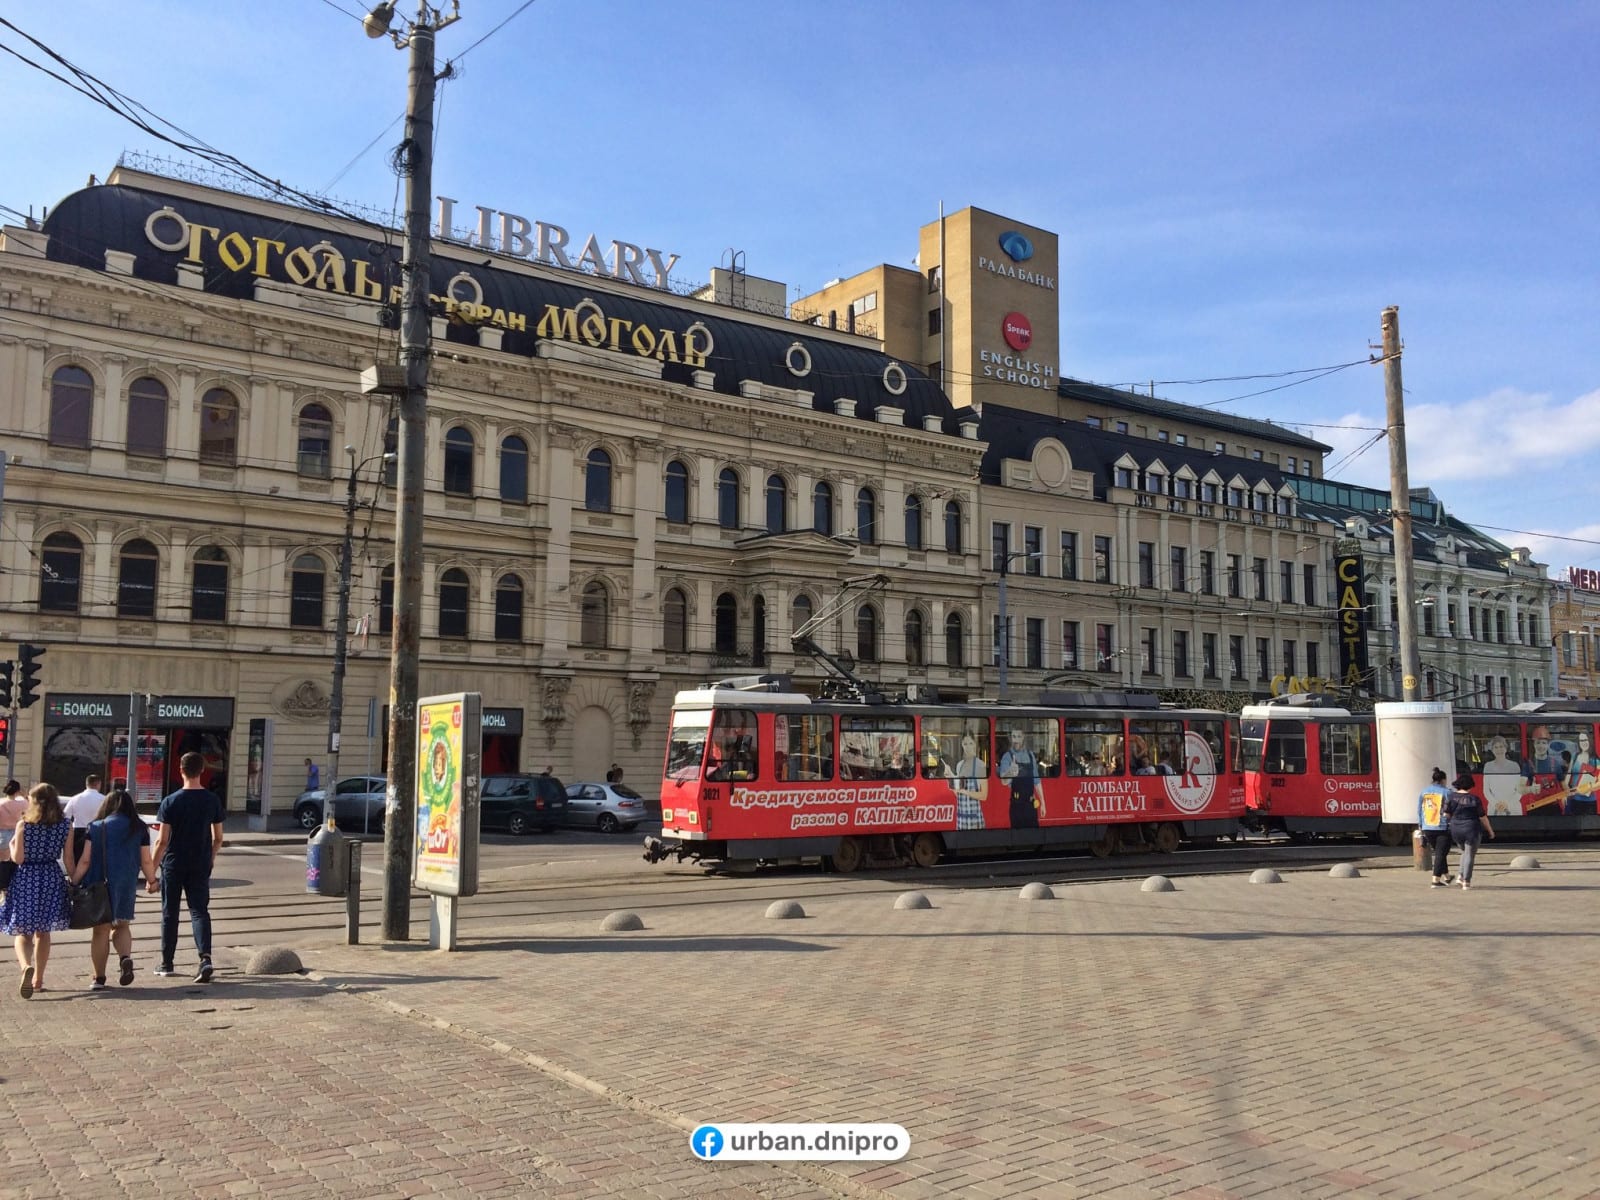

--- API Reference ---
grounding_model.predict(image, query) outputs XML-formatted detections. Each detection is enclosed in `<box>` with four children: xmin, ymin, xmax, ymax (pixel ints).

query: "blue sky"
<box><xmin>3</xmin><ymin>1</ymin><xmax>1597</xmax><ymax>569</ymax></box>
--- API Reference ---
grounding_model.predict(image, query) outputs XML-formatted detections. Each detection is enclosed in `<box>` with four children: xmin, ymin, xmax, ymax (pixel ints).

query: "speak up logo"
<box><xmin>998</xmin><ymin>230</ymin><xmax>1034</xmax><ymax>262</ymax></box>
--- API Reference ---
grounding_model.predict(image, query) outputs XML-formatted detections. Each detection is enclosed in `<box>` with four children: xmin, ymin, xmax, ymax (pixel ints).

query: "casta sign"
<box><xmin>1001</xmin><ymin>311</ymin><xmax>1033</xmax><ymax>351</ymax></box>
<box><xmin>435</xmin><ymin>197</ymin><xmax>680</xmax><ymax>291</ymax></box>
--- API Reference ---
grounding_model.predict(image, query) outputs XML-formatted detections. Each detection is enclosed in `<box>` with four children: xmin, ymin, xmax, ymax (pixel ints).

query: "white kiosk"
<box><xmin>1375</xmin><ymin>701</ymin><xmax>1455</xmax><ymax>827</ymax></box>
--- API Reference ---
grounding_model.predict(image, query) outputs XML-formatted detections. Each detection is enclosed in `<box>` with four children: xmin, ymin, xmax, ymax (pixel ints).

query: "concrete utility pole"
<box><xmin>1383</xmin><ymin>306</ymin><xmax>1422</xmax><ymax>701</ymax></box>
<box><xmin>365</xmin><ymin>0</ymin><xmax>459</xmax><ymax>941</ymax></box>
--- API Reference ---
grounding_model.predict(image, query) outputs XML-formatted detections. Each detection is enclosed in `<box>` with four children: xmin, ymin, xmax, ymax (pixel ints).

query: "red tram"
<box><xmin>1241</xmin><ymin>696</ymin><xmax>1600</xmax><ymax>842</ymax></box>
<box><xmin>643</xmin><ymin>677</ymin><xmax>1245</xmax><ymax>871</ymax></box>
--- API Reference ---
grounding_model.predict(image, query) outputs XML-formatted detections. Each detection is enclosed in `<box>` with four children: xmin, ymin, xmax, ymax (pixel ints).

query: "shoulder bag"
<box><xmin>68</xmin><ymin>823</ymin><xmax>112</xmax><ymax>930</ymax></box>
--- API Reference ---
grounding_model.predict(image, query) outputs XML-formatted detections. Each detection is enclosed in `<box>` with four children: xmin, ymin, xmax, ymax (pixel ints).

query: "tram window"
<box><xmin>1318</xmin><ymin>721</ymin><xmax>1373</xmax><ymax>776</ymax></box>
<box><xmin>1188</xmin><ymin>719</ymin><xmax>1226</xmax><ymax>776</ymax></box>
<box><xmin>921</xmin><ymin>716</ymin><xmax>990</xmax><ymax>784</ymax></box>
<box><xmin>1531</xmin><ymin>725</ymin><xmax>1591</xmax><ymax>786</ymax></box>
<box><xmin>706</xmin><ymin>709</ymin><xmax>758</xmax><ymax>782</ymax></box>
<box><xmin>1129</xmin><ymin>719</ymin><xmax>1184</xmax><ymax>775</ymax></box>
<box><xmin>1064</xmin><ymin>719</ymin><xmax>1123</xmax><ymax>775</ymax></box>
<box><xmin>1454</xmin><ymin>721</ymin><xmax>1522</xmax><ymax>775</ymax></box>
<box><xmin>839</xmin><ymin>715</ymin><xmax>916</xmax><ymax>780</ymax></box>
<box><xmin>1263</xmin><ymin>725</ymin><xmax>1307</xmax><ymax>774</ymax></box>
<box><xmin>776</xmin><ymin>713</ymin><xmax>834</xmax><ymax>781</ymax></box>
<box><xmin>1240</xmin><ymin>719</ymin><xmax>1265</xmax><ymax>772</ymax></box>
<box><xmin>665</xmin><ymin>710</ymin><xmax>711</xmax><ymax>781</ymax></box>
<box><xmin>996</xmin><ymin>719</ymin><xmax>1061</xmax><ymax>780</ymax></box>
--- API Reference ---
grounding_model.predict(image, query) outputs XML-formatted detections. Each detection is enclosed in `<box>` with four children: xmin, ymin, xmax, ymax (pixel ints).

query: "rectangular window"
<box><xmin>1565</xmin><ymin>632</ymin><xmax>1577</xmax><ymax>667</ymax></box>
<box><xmin>1319</xmin><ymin>721</ymin><xmax>1374</xmax><ymax>776</ymax></box>
<box><xmin>1059</xmin><ymin>531</ymin><xmax>1078</xmax><ymax>580</ymax></box>
<box><xmin>1086</xmin><ymin>416</ymin><xmax>1102</xmax><ymax>429</ymax></box>
<box><xmin>776</xmin><ymin>712</ymin><xmax>835</xmax><ymax>782</ymax></box>
<box><xmin>1256</xmin><ymin>637</ymin><xmax>1271</xmax><ymax>681</ymax></box>
<box><xmin>1306</xmin><ymin>641</ymin><xmax>1319</xmax><ymax>679</ymax></box>
<box><xmin>1129</xmin><ymin>718</ymin><xmax>1184</xmax><ymax>775</ymax></box>
<box><xmin>1303</xmin><ymin>564</ymin><xmax>1318</xmax><ymax>608</ymax></box>
<box><xmin>1157</xmin><ymin>430</ymin><xmax>1170</xmax><ymax>442</ymax></box>
<box><xmin>1214</xmin><ymin>442</ymin><xmax>1225</xmax><ymax>453</ymax></box>
<box><xmin>1139</xmin><ymin>542</ymin><xmax>1156</xmax><ymax>589</ymax></box>
<box><xmin>707</xmin><ymin>709</ymin><xmax>759</xmax><ymax>782</ymax></box>
<box><xmin>1283</xmin><ymin>640</ymin><xmax>1296</xmax><ymax>678</ymax></box>
<box><xmin>1253</xmin><ymin>558</ymin><xmax>1268</xmax><ymax>601</ymax></box>
<box><xmin>1115</xmin><ymin>465</ymin><xmax>1135</xmax><ymax>489</ymax></box>
<box><xmin>920</xmin><ymin>715</ymin><xmax>988</xmax><ymax>783</ymax></box>
<box><xmin>991</xmin><ymin>522</ymin><xmax>1010</xmax><ymax>572</ymax></box>
<box><xmin>1280</xmin><ymin>561</ymin><xmax>1294</xmax><ymax>603</ymax></box>
<box><xmin>1171</xmin><ymin>546</ymin><xmax>1187</xmax><ymax>592</ymax></box>
<box><xmin>1061</xmin><ymin>621</ymin><xmax>1080</xmax><ymax>669</ymax></box>
<box><xmin>997</xmin><ymin>720</ymin><xmax>1062</xmax><ymax>780</ymax></box>
<box><xmin>1199</xmin><ymin>550</ymin><xmax>1215</xmax><ymax>595</ymax></box>
<box><xmin>1025</xmin><ymin>617</ymin><xmax>1044</xmax><ymax>669</ymax></box>
<box><xmin>992</xmin><ymin>614</ymin><xmax>1012</xmax><ymax>666</ymax></box>
<box><xmin>1096</xmin><ymin>623</ymin><xmax>1116</xmax><ymax>672</ymax></box>
<box><xmin>1064</xmin><ymin>719</ymin><xmax>1124</xmax><ymax>775</ymax></box>
<box><xmin>1094</xmin><ymin>536</ymin><xmax>1113</xmax><ymax>583</ymax></box>
<box><xmin>1115</xmin><ymin>420</ymin><xmax>1129</xmax><ymax>434</ymax></box>
<box><xmin>927</xmin><ymin>307</ymin><xmax>942</xmax><ymax>336</ymax></box>
<box><xmin>1228</xmin><ymin>554</ymin><xmax>1242</xmax><ymax>598</ymax></box>
<box><xmin>1264</xmin><ymin>724</ymin><xmax>1307</xmax><ymax>773</ymax></box>
<box><xmin>1142</xmin><ymin>627</ymin><xmax>1159</xmax><ymax>675</ymax></box>
<box><xmin>1173</xmin><ymin>630</ymin><xmax>1190</xmax><ymax>677</ymax></box>
<box><xmin>1023</xmin><ymin>526</ymin><xmax>1043</xmax><ymax>575</ymax></box>
<box><xmin>1203</xmin><ymin>632</ymin><xmax>1218</xmax><ymax>678</ymax></box>
<box><xmin>1175</xmin><ymin>434</ymin><xmax>1187</xmax><ymax>447</ymax></box>
<box><xmin>839</xmin><ymin>715</ymin><xmax>915</xmax><ymax>781</ymax></box>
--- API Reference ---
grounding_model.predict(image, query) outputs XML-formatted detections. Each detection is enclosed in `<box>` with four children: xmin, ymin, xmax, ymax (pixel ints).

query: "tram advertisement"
<box><xmin>412</xmin><ymin>691</ymin><xmax>481</xmax><ymax>897</ymax></box>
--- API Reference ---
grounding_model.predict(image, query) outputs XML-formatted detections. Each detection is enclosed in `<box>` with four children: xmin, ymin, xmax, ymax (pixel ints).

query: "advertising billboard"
<box><xmin>412</xmin><ymin>692</ymin><xmax>481</xmax><ymax>898</ymax></box>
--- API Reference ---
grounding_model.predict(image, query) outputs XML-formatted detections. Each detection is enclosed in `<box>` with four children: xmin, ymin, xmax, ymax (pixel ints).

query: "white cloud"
<box><xmin>1404</xmin><ymin>387</ymin><xmax>1600</xmax><ymax>481</ymax></box>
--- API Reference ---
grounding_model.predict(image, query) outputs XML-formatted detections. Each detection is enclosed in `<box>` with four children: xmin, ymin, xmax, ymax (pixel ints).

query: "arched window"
<box><xmin>48</xmin><ymin>365</ymin><xmax>93</xmax><ymax>448</ymax></box>
<box><xmin>717</xmin><ymin>467</ymin><xmax>741</xmax><ymax>529</ymax></box>
<box><xmin>378</xmin><ymin>564</ymin><xmax>394</xmax><ymax>634</ymax></box>
<box><xmin>199</xmin><ymin>388</ymin><xmax>239</xmax><ymax>468</ymax></box>
<box><xmin>40</xmin><ymin>532</ymin><xmax>83</xmax><ymax>614</ymax></box>
<box><xmin>580</xmin><ymin>580</ymin><xmax>610</xmax><ymax>647</ymax></box>
<box><xmin>664</xmin><ymin>460</ymin><xmax>690</xmax><ymax>524</ymax></box>
<box><xmin>905</xmin><ymin>609</ymin><xmax>925</xmax><ymax>666</ymax></box>
<box><xmin>662</xmin><ymin>587</ymin><xmax>688</xmax><ymax>653</ymax></box>
<box><xmin>753</xmin><ymin>595</ymin><xmax>768</xmax><ymax>667</ymax></box>
<box><xmin>856</xmin><ymin>604</ymin><xmax>879</xmax><ymax>663</ymax></box>
<box><xmin>812</xmin><ymin>482</ymin><xmax>834</xmax><ymax>535</ymax></box>
<box><xmin>944</xmin><ymin>500</ymin><xmax>962</xmax><ymax>553</ymax></box>
<box><xmin>585</xmin><ymin>448</ymin><xmax>613</xmax><ymax>512</ymax></box>
<box><xmin>190</xmin><ymin>545</ymin><xmax>229</xmax><ymax>624</ymax></box>
<box><xmin>290</xmin><ymin>554</ymin><xmax>326</xmax><ymax>628</ymax></box>
<box><xmin>117</xmin><ymin>539</ymin><xmax>159</xmax><ymax>619</ymax></box>
<box><xmin>904</xmin><ymin>495</ymin><xmax>924</xmax><ymax>549</ymax></box>
<box><xmin>126</xmin><ymin>376</ymin><xmax>168</xmax><ymax>458</ymax></box>
<box><xmin>765</xmin><ymin>474</ymin><xmax>788</xmax><ymax>534</ymax></box>
<box><xmin>297</xmin><ymin>403</ymin><xmax>333</xmax><ymax>477</ymax></box>
<box><xmin>444</xmin><ymin>426</ymin><xmax>475</xmax><ymax>496</ymax></box>
<box><xmin>856</xmin><ymin>487</ymin><xmax>877</xmax><ymax>545</ymax></box>
<box><xmin>945</xmin><ymin>611</ymin><xmax>965</xmax><ymax>667</ymax></box>
<box><xmin>494</xmin><ymin>574</ymin><xmax>523</xmax><ymax>642</ymax></box>
<box><xmin>791</xmin><ymin>593</ymin><xmax>813</xmax><ymax>633</ymax></box>
<box><xmin>715</xmin><ymin>592</ymin><xmax>739</xmax><ymax>655</ymax></box>
<box><xmin>499</xmin><ymin>435</ymin><xmax>528</xmax><ymax>503</ymax></box>
<box><xmin>439</xmin><ymin>567</ymin><xmax>471</xmax><ymax>639</ymax></box>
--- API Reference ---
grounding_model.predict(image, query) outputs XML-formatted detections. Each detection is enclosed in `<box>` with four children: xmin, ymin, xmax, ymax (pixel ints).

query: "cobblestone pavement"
<box><xmin>5</xmin><ymin>848</ymin><xmax>1599</xmax><ymax>1199</ymax></box>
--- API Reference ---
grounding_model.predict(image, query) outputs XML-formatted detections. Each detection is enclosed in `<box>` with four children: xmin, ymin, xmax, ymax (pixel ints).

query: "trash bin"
<box><xmin>307</xmin><ymin>824</ymin><xmax>350</xmax><ymax>896</ymax></box>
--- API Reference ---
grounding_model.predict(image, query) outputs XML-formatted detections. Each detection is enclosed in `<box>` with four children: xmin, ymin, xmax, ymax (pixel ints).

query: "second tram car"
<box><xmin>644</xmin><ymin>678</ymin><xmax>1245</xmax><ymax>870</ymax></box>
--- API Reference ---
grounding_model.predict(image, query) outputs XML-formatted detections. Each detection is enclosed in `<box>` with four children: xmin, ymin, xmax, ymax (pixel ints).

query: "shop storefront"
<box><xmin>379</xmin><ymin>706</ymin><xmax>523</xmax><ymax>777</ymax></box>
<box><xmin>42</xmin><ymin>694</ymin><xmax>236</xmax><ymax>806</ymax></box>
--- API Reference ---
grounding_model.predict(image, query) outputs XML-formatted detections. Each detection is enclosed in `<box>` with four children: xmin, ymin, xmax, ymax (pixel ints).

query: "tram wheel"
<box><xmin>909</xmin><ymin>833</ymin><xmax>943</xmax><ymax>869</ymax></box>
<box><xmin>829</xmin><ymin>837</ymin><xmax>865</xmax><ymax>874</ymax></box>
<box><xmin>1375</xmin><ymin>822</ymin><xmax>1410</xmax><ymax>848</ymax></box>
<box><xmin>1089</xmin><ymin>828</ymin><xmax>1120</xmax><ymax>859</ymax></box>
<box><xmin>1152</xmin><ymin>822</ymin><xmax>1182</xmax><ymax>855</ymax></box>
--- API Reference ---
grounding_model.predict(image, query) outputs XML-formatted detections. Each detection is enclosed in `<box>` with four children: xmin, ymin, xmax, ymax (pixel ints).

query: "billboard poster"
<box><xmin>110</xmin><ymin>730</ymin><xmax>168</xmax><ymax>806</ymax></box>
<box><xmin>413</xmin><ymin>692</ymin><xmax>481</xmax><ymax>898</ymax></box>
<box><xmin>1335</xmin><ymin>552</ymin><xmax>1371</xmax><ymax>694</ymax></box>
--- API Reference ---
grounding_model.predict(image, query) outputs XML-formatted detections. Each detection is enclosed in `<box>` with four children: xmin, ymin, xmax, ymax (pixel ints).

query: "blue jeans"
<box><xmin>160</xmin><ymin>866</ymin><xmax>212</xmax><ymax>964</ymax></box>
<box><xmin>1455</xmin><ymin>835</ymin><xmax>1481</xmax><ymax>884</ymax></box>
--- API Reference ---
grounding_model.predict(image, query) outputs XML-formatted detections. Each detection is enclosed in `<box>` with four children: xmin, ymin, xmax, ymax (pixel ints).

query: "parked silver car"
<box><xmin>295</xmin><ymin>775</ymin><xmax>388</xmax><ymax>832</ymax></box>
<box><xmin>564</xmin><ymin>782</ymin><xmax>649</xmax><ymax>833</ymax></box>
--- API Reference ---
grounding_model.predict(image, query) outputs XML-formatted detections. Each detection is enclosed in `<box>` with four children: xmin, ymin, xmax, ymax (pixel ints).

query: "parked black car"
<box><xmin>480</xmin><ymin>773</ymin><xmax>567</xmax><ymax>835</ymax></box>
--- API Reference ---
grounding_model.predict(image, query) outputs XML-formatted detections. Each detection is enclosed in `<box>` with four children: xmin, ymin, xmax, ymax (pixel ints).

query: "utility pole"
<box><xmin>1382</xmin><ymin>305</ymin><xmax>1421</xmax><ymax>701</ymax></box>
<box><xmin>364</xmin><ymin>0</ymin><xmax>459</xmax><ymax>941</ymax></box>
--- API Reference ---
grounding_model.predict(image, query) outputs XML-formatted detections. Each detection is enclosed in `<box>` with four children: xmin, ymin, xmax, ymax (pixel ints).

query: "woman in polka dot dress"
<box><xmin>1</xmin><ymin>783</ymin><xmax>74</xmax><ymax>998</ymax></box>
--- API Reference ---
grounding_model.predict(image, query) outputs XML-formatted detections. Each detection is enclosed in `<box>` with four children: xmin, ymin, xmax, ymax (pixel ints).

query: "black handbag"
<box><xmin>0</xmin><ymin>859</ymin><xmax>15</xmax><ymax>892</ymax></box>
<box><xmin>67</xmin><ymin>824</ymin><xmax>112</xmax><ymax>929</ymax></box>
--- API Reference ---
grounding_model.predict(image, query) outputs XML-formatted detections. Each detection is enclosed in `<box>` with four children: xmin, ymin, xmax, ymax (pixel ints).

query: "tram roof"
<box><xmin>672</xmin><ymin>687</ymin><xmax>1232</xmax><ymax>719</ymax></box>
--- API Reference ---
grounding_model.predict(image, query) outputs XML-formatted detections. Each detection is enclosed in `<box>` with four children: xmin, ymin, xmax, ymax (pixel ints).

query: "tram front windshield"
<box><xmin>1240</xmin><ymin>719</ymin><xmax>1266</xmax><ymax>772</ymax></box>
<box><xmin>665</xmin><ymin>710</ymin><xmax>711</xmax><ymax>780</ymax></box>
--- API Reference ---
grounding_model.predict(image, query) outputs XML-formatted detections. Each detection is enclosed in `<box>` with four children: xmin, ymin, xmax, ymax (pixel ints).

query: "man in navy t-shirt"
<box><xmin>151</xmin><ymin>751</ymin><xmax>225</xmax><ymax>982</ymax></box>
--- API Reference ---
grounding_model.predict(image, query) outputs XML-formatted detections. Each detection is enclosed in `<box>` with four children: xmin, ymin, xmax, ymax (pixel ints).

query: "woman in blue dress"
<box><xmin>69</xmin><ymin>788</ymin><xmax>157</xmax><ymax>989</ymax></box>
<box><xmin>1</xmin><ymin>783</ymin><xmax>74</xmax><ymax>998</ymax></box>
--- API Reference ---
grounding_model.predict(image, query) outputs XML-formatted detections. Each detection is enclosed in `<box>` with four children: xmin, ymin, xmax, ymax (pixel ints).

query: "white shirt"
<box><xmin>63</xmin><ymin>788</ymin><xmax>107</xmax><ymax>828</ymax></box>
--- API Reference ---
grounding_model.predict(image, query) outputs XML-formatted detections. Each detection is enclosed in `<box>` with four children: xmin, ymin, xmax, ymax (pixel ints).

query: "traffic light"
<box><xmin>17</xmin><ymin>643</ymin><xmax>45</xmax><ymax>709</ymax></box>
<box><xmin>0</xmin><ymin>661</ymin><xmax>12</xmax><ymax>709</ymax></box>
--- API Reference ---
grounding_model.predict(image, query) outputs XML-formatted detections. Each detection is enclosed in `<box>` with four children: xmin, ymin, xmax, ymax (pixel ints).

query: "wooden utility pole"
<box><xmin>1383</xmin><ymin>306</ymin><xmax>1421</xmax><ymax>701</ymax></box>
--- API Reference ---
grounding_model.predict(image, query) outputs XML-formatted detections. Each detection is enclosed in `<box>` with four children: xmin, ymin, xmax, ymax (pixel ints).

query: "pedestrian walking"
<box><xmin>305</xmin><ymin>758</ymin><xmax>320</xmax><ymax>791</ymax></box>
<box><xmin>1418</xmin><ymin>767</ymin><xmax>1452</xmax><ymax>885</ymax></box>
<box><xmin>150</xmin><ymin>752</ymin><xmax>225</xmax><ymax>983</ymax></box>
<box><xmin>67</xmin><ymin>789</ymin><xmax>158</xmax><ymax>990</ymax></box>
<box><xmin>63</xmin><ymin>772</ymin><xmax>107</xmax><ymax>861</ymax></box>
<box><xmin>1</xmin><ymin>783</ymin><xmax>74</xmax><ymax>998</ymax></box>
<box><xmin>1446</xmin><ymin>772</ymin><xmax>1495</xmax><ymax>889</ymax></box>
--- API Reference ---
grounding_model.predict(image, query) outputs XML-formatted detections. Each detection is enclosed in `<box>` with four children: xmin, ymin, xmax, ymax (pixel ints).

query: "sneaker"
<box><xmin>195</xmin><ymin>959</ymin><xmax>214</xmax><ymax>984</ymax></box>
<box><xmin>119</xmin><ymin>956</ymin><xmax>135</xmax><ymax>987</ymax></box>
<box><xmin>1460</xmin><ymin>879</ymin><xmax>1471</xmax><ymax>889</ymax></box>
<box><xmin>90</xmin><ymin>977</ymin><xmax>108</xmax><ymax>991</ymax></box>
<box><xmin>1430</xmin><ymin>879</ymin><xmax>1445</xmax><ymax>887</ymax></box>
<box><xmin>153</xmin><ymin>963</ymin><xmax>176</xmax><ymax>978</ymax></box>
